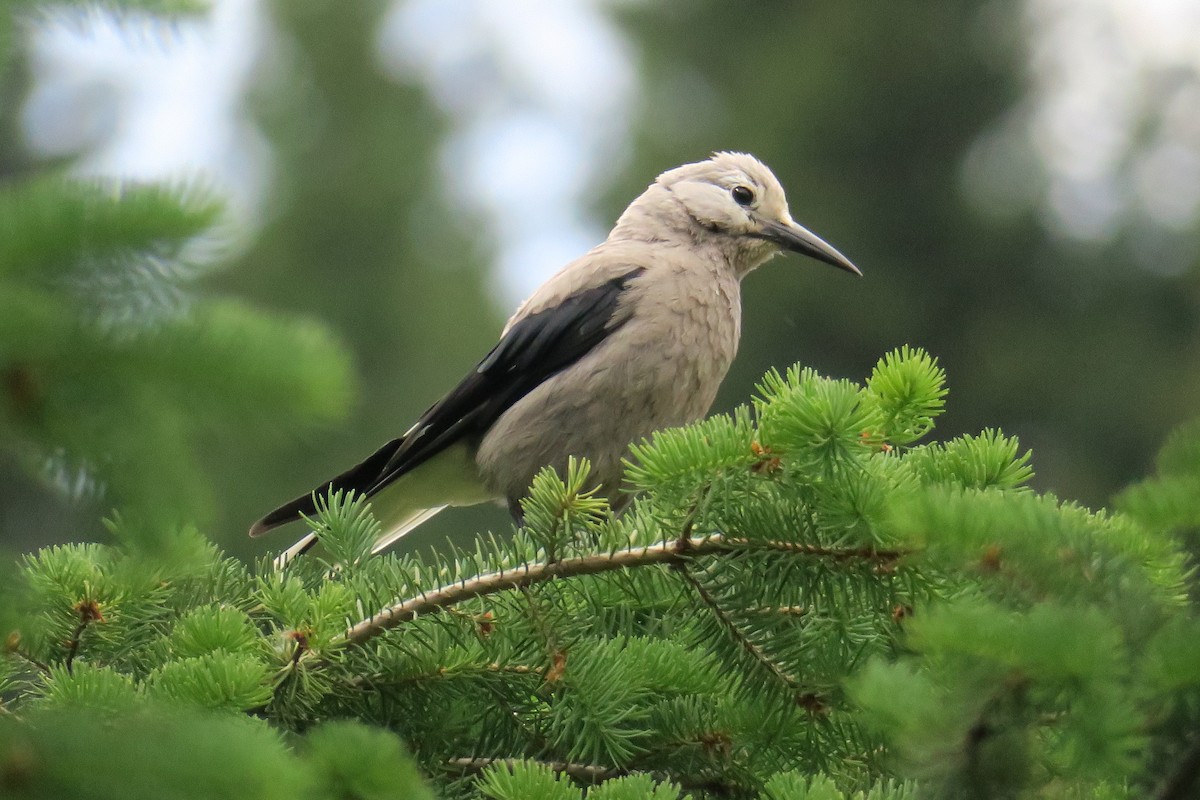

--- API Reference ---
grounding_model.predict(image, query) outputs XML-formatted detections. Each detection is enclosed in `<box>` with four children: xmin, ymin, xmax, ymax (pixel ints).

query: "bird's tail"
<box><xmin>249</xmin><ymin>437</ymin><xmax>405</xmax><ymax>539</ymax></box>
<box><xmin>272</xmin><ymin>504</ymin><xmax>447</xmax><ymax>571</ymax></box>
<box><xmin>265</xmin><ymin>443</ymin><xmax>493</xmax><ymax>570</ymax></box>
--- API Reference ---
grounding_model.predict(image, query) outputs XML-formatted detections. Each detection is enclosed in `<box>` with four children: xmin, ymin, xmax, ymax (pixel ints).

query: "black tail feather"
<box><xmin>247</xmin><ymin>437</ymin><xmax>404</xmax><ymax>537</ymax></box>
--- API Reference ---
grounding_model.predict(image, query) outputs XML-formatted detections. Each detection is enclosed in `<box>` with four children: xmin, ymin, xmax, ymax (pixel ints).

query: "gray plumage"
<box><xmin>251</xmin><ymin>152</ymin><xmax>860</xmax><ymax>562</ymax></box>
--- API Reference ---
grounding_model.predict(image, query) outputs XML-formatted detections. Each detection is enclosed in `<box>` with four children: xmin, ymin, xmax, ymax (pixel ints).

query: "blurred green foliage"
<box><xmin>0</xmin><ymin>1</ymin><xmax>363</xmax><ymax>552</ymax></box>
<box><xmin>0</xmin><ymin>708</ymin><xmax>433</xmax><ymax>800</ymax></box>
<box><xmin>0</xmin><ymin>0</ymin><xmax>506</xmax><ymax>552</ymax></box>
<box><xmin>213</xmin><ymin>0</ymin><xmax>507</xmax><ymax>553</ymax></box>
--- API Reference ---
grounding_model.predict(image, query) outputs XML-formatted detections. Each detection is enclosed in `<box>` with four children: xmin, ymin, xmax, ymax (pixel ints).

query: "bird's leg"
<box><xmin>507</xmin><ymin>497</ymin><xmax>526</xmax><ymax>528</ymax></box>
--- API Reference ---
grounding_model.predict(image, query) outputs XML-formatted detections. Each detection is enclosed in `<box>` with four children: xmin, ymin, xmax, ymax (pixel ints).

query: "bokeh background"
<box><xmin>3</xmin><ymin>0</ymin><xmax>1200</xmax><ymax>558</ymax></box>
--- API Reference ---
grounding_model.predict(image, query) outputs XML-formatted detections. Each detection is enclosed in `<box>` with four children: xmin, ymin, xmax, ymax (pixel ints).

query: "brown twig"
<box><xmin>676</xmin><ymin>483</ymin><xmax>712</xmax><ymax>548</ymax></box>
<box><xmin>5</xmin><ymin>648</ymin><xmax>51</xmax><ymax>676</ymax></box>
<box><xmin>65</xmin><ymin>600</ymin><xmax>104</xmax><ymax>675</ymax></box>
<box><xmin>340</xmin><ymin>536</ymin><xmax>902</xmax><ymax>649</ymax></box>
<box><xmin>446</xmin><ymin>756</ymin><xmax>619</xmax><ymax>784</ymax></box>
<box><xmin>346</xmin><ymin>662</ymin><xmax>541</xmax><ymax>690</ymax></box>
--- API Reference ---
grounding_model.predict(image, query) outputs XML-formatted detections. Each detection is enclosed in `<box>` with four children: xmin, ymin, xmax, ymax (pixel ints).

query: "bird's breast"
<box><xmin>475</xmin><ymin>260</ymin><xmax>742</xmax><ymax>503</ymax></box>
<box><xmin>634</xmin><ymin>264</ymin><xmax>741</xmax><ymax>417</ymax></box>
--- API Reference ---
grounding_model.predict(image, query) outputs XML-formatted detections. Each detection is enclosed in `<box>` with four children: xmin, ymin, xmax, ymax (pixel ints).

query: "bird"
<box><xmin>251</xmin><ymin>151</ymin><xmax>860</xmax><ymax>564</ymax></box>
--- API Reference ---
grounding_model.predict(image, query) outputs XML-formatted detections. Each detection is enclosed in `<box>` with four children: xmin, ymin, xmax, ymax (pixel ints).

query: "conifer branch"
<box><xmin>6</xmin><ymin>646</ymin><xmax>51</xmax><ymax>676</ymax></box>
<box><xmin>347</xmin><ymin>663</ymin><xmax>540</xmax><ymax>689</ymax></box>
<box><xmin>447</xmin><ymin>756</ymin><xmax>620</xmax><ymax>784</ymax></box>
<box><xmin>747</xmin><ymin>605</ymin><xmax>808</xmax><ymax>617</ymax></box>
<box><xmin>340</xmin><ymin>536</ymin><xmax>903</xmax><ymax>649</ymax></box>
<box><xmin>673</xmin><ymin>561</ymin><xmax>807</xmax><ymax>696</ymax></box>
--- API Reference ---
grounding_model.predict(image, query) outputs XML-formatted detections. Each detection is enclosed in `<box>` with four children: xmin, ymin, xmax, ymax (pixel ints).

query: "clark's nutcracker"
<box><xmin>251</xmin><ymin>152</ymin><xmax>860</xmax><ymax>561</ymax></box>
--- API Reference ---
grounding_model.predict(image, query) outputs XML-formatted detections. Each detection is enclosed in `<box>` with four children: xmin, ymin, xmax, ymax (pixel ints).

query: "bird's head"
<box><xmin>617</xmin><ymin>151</ymin><xmax>861</xmax><ymax>278</ymax></box>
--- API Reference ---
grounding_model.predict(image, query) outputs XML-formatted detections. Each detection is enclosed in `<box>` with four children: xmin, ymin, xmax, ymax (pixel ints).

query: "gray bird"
<box><xmin>251</xmin><ymin>152</ymin><xmax>859</xmax><ymax>562</ymax></box>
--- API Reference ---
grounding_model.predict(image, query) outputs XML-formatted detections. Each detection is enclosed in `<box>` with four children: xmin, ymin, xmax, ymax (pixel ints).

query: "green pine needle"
<box><xmin>863</xmin><ymin>346</ymin><xmax>947</xmax><ymax>446</ymax></box>
<box><xmin>478</xmin><ymin>760</ymin><xmax>580</xmax><ymax>800</ymax></box>
<box><xmin>521</xmin><ymin>456</ymin><xmax>610</xmax><ymax>556</ymax></box>
<box><xmin>904</xmin><ymin>428</ymin><xmax>1033</xmax><ymax>490</ymax></box>
<box><xmin>168</xmin><ymin>605</ymin><xmax>261</xmax><ymax>658</ymax></box>
<box><xmin>625</xmin><ymin>408</ymin><xmax>757</xmax><ymax>492</ymax></box>
<box><xmin>146</xmin><ymin>650</ymin><xmax>273</xmax><ymax>710</ymax></box>
<box><xmin>754</xmin><ymin>365</ymin><xmax>880</xmax><ymax>472</ymax></box>
<box><xmin>306</xmin><ymin>489</ymin><xmax>383</xmax><ymax>570</ymax></box>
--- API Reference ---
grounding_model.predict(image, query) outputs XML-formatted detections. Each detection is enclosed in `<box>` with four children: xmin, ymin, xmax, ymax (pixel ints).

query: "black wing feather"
<box><xmin>249</xmin><ymin>267</ymin><xmax>643</xmax><ymax>536</ymax></box>
<box><xmin>367</xmin><ymin>267</ymin><xmax>645</xmax><ymax>491</ymax></box>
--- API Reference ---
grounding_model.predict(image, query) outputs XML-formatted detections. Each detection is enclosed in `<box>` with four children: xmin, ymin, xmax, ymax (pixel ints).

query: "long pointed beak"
<box><xmin>756</xmin><ymin>219</ymin><xmax>862</xmax><ymax>276</ymax></box>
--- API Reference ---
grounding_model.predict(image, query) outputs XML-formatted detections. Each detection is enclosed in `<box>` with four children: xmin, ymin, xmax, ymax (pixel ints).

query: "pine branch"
<box><xmin>339</xmin><ymin>536</ymin><xmax>903</xmax><ymax>648</ymax></box>
<box><xmin>673</xmin><ymin>561</ymin><xmax>807</xmax><ymax>697</ymax></box>
<box><xmin>346</xmin><ymin>663</ymin><xmax>540</xmax><ymax>690</ymax></box>
<box><xmin>447</xmin><ymin>756</ymin><xmax>620</xmax><ymax>784</ymax></box>
<box><xmin>5</xmin><ymin>643</ymin><xmax>51</xmax><ymax>676</ymax></box>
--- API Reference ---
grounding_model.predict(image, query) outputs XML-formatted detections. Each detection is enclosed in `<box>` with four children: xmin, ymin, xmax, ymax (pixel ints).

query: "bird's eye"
<box><xmin>731</xmin><ymin>185</ymin><xmax>755</xmax><ymax>206</ymax></box>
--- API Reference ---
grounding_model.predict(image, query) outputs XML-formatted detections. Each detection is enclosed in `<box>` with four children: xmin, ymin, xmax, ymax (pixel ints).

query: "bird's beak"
<box><xmin>756</xmin><ymin>219</ymin><xmax>862</xmax><ymax>276</ymax></box>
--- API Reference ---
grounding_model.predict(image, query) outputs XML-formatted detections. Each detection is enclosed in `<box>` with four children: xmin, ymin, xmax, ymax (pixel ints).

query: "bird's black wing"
<box><xmin>366</xmin><ymin>266</ymin><xmax>646</xmax><ymax>492</ymax></box>
<box><xmin>249</xmin><ymin>267</ymin><xmax>643</xmax><ymax>536</ymax></box>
